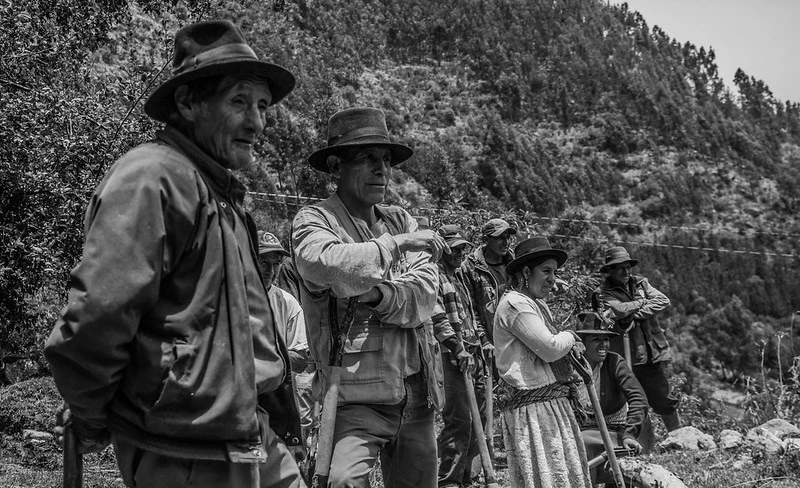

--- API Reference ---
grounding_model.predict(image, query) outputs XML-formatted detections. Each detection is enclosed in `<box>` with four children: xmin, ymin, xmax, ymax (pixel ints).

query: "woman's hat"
<box><xmin>575</xmin><ymin>310</ymin><xmax>618</xmax><ymax>336</ymax></box>
<box><xmin>144</xmin><ymin>20</ymin><xmax>296</xmax><ymax>123</ymax></box>
<box><xmin>308</xmin><ymin>107</ymin><xmax>413</xmax><ymax>172</ymax></box>
<box><xmin>505</xmin><ymin>236</ymin><xmax>568</xmax><ymax>275</ymax></box>
<box><xmin>599</xmin><ymin>246</ymin><xmax>639</xmax><ymax>273</ymax></box>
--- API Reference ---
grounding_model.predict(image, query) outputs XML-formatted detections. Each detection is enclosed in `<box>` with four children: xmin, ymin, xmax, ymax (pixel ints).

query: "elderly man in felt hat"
<box><xmin>593</xmin><ymin>246</ymin><xmax>681</xmax><ymax>432</ymax></box>
<box><xmin>258</xmin><ymin>231</ymin><xmax>316</xmax><ymax>451</ymax></box>
<box><xmin>45</xmin><ymin>20</ymin><xmax>305</xmax><ymax>488</ymax></box>
<box><xmin>573</xmin><ymin>311</ymin><xmax>648</xmax><ymax>484</ymax></box>
<box><xmin>433</xmin><ymin>225</ymin><xmax>492</xmax><ymax>488</ymax></box>
<box><xmin>460</xmin><ymin>218</ymin><xmax>516</xmax><ymax>352</ymax></box>
<box><xmin>292</xmin><ymin>107</ymin><xmax>448</xmax><ymax>487</ymax></box>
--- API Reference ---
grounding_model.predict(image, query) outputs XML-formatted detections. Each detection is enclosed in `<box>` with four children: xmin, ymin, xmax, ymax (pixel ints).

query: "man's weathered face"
<box><xmin>336</xmin><ymin>146</ymin><xmax>392</xmax><ymax>208</ymax></box>
<box><xmin>258</xmin><ymin>251</ymin><xmax>284</xmax><ymax>288</ymax></box>
<box><xmin>485</xmin><ymin>230</ymin><xmax>513</xmax><ymax>257</ymax></box>
<box><xmin>443</xmin><ymin>243</ymin><xmax>469</xmax><ymax>269</ymax></box>
<box><xmin>609</xmin><ymin>262</ymin><xmax>632</xmax><ymax>286</ymax></box>
<box><xmin>190</xmin><ymin>76</ymin><xmax>272</xmax><ymax>170</ymax></box>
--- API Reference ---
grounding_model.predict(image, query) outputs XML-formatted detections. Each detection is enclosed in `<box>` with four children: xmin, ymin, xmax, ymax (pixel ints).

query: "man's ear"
<box><xmin>174</xmin><ymin>85</ymin><xmax>198</xmax><ymax>123</ymax></box>
<box><xmin>326</xmin><ymin>154</ymin><xmax>342</xmax><ymax>177</ymax></box>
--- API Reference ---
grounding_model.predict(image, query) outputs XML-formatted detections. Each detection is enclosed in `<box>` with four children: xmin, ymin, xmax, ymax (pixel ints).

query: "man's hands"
<box><xmin>481</xmin><ymin>342</ymin><xmax>495</xmax><ymax>361</ymax></box>
<box><xmin>622</xmin><ymin>437</ymin><xmax>642</xmax><ymax>454</ymax></box>
<box><xmin>55</xmin><ymin>404</ymin><xmax>110</xmax><ymax>455</ymax></box>
<box><xmin>357</xmin><ymin>286</ymin><xmax>383</xmax><ymax>305</ymax></box>
<box><xmin>395</xmin><ymin>230</ymin><xmax>449</xmax><ymax>263</ymax></box>
<box><xmin>454</xmin><ymin>349</ymin><xmax>476</xmax><ymax>373</ymax></box>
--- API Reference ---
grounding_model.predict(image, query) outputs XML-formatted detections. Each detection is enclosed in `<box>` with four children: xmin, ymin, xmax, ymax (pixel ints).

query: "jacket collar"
<box><xmin>157</xmin><ymin>126</ymin><xmax>247</xmax><ymax>205</ymax></box>
<box><xmin>602</xmin><ymin>274</ymin><xmax>645</xmax><ymax>292</ymax></box>
<box><xmin>468</xmin><ymin>245</ymin><xmax>513</xmax><ymax>272</ymax></box>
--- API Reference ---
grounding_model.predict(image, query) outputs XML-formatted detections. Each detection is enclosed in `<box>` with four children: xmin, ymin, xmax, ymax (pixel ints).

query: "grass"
<box><xmin>3</xmin><ymin>373</ymin><xmax>800</xmax><ymax>487</ymax></box>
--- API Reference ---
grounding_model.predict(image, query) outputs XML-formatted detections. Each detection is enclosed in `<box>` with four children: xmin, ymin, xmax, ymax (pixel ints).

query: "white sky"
<box><xmin>616</xmin><ymin>0</ymin><xmax>800</xmax><ymax>103</ymax></box>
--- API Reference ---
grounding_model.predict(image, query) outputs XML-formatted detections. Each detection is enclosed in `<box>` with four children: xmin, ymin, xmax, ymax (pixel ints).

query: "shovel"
<box><xmin>311</xmin><ymin>297</ymin><xmax>358</xmax><ymax>488</ymax></box>
<box><xmin>483</xmin><ymin>354</ymin><xmax>494</xmax><ymax>462</ymax></box>
<box><xmin>463</xmin><ymin>367</ymin><xmax>500</xmax><ymax>488</ymax></box>
<box><xmin>63</xmin><ymin>421</ymin><xmax>83</xmax><ymax>488</ymax></box>
<box><xmin>570</xmin><ymin>351</ymin><xmax>626</xmax><ymax>488</ymax></box>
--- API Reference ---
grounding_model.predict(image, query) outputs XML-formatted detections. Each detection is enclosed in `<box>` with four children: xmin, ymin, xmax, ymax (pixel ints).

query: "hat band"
<box><xmin>328</xmin><ymin>127</ymin><xmax>390</xmax><ymax>146</ymax></box>
<box><xmin>174</xmin><ymin>43</ymin><xmax>258</xmax><ymax>75</ymax></box>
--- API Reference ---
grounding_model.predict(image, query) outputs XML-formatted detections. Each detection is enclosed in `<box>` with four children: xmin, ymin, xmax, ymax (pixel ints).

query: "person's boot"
<box><xmin>662</xmin><ymin>411</ymin><xmax>681</xmax><ymax>432</ymax></box>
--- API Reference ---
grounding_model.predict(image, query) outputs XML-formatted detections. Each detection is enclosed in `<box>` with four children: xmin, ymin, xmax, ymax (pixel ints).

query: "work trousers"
<box><xmin>632</xmin><ymin>361</ymin><xmax>679</xmax><ymax>416</ymax></box>
<box><xmin>437</xmin><ymin>349</ymin><xmax>487</xmax><ymax>487</ymax></box>
<box><xmin>113</xmin><ymin>411</ymin><xmax>304</xmax><ymax>488</ymax></box>
<box><xmin>294</xmin><ymin>370</ymin><xmax>317</xmax><ymax>447</ymax></box>
<box><xmin>328</xmin><ymin>371</ymin><xmax>437</xmax><ymax>488</ymax></box>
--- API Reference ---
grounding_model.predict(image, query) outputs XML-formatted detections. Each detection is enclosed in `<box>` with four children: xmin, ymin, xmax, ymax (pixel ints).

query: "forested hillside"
<box><xmin>3</xmin><ymin>0</ymin><xmax>800</xmax><ymax>399</ymax></box>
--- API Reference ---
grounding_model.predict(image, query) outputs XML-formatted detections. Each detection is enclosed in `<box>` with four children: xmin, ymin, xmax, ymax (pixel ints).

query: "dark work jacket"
<box><xmin>595</xmin><ymin>275</ymin><xmax>671</xmax><ymax>365</ymax></box>
<box><xmin>45</xmin><ymin>127</ymin><xmax>300</xmax><ymax>462</ymax></box>
<box><xmin>459</xmin><ymin>246</ymin><xmax>514</xmax><ymax>344</ymax></box>
<box><xmin>589</xmin><ymin>352</ymin><xmax>648</xmax><ymax>442</ymax></box>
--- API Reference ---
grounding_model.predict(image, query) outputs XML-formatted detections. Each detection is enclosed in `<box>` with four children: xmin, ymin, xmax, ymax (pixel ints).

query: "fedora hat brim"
<box><xmin>506</xmin><ymin>249</ymin><xmax>568</xmax><ymax>276</ymax></box>
<box><xmin>144</xmin><ymin>59</ymin><xmax>296</xmax><ymax>123</ymax></box>
<box><xmin>600</xmin><ymin>257</ymin><xmax>639</xmax><ymax>273</ymax></box>
<box><xmin>308</xmin><ymin>141</ymin><xmax>414</xmax><ymax>173</ymax></box>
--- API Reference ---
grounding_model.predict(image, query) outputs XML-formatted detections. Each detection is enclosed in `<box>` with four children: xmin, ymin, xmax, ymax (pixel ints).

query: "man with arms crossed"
<box><xmin>293</xmin><ymin>107</ymin><xmax>447</xmax><ymax>488</ymax></box>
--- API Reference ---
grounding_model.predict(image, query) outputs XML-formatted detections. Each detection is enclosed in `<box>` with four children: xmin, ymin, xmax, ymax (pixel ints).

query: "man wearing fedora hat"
<box><xmin>594</xmin><ymin>246</ymin><xmax>680</xmax><ymax>432</ymax></box>
<box><xmin>573</xmin><ymin>311</ymin><xmax>648</xmax><ymax>483</ymax></box>
<box><xmin>45</xmin><ymin>20</ymin><xmax>304</xmax><ymax>487</ymax></box>
<box><xmin>292</xmin><ymin>107</ymin><xmax>448</xmax><ymax>487</ymax></box>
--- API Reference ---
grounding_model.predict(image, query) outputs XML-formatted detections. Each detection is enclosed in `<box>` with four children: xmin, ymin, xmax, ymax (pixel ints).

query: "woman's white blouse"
<box><xmin>493</xmin><ymin>290</ymin><xmax>576</xmax><ymax>389</ymax></box>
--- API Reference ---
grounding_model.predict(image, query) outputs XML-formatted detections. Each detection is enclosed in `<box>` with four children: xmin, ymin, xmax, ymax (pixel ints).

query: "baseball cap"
<box><xmin>258</xmin><ymin>231</ymin><xmax>290</xmax><ymax>257</ymax></box>
<box><xmin>482</xmin><ymin>218</ymin><xmax>517</xmax><ymax>237</ymax></box>
<box><xmin>438</xmin><ymin>225</ymin><xmax>471</xmax><ymax>249</ymax></box>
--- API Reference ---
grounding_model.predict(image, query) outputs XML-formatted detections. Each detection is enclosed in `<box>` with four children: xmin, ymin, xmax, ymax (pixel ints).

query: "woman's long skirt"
<box><xmin>501</xmin><ymin>396</ymin><xmax>593</xmax><ymax>488</ymax></box>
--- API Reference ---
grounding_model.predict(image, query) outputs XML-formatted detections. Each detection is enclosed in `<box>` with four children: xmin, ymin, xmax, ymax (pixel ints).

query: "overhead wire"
<box><xmin>246</xmin><ymin>192</ymin><xmax>800</xmax><ymax>260</ymax></box>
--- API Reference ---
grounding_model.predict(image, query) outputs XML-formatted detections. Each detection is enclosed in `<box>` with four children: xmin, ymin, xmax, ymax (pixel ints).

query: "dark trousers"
<box><xmin>437</xmin><ymin>350</ymin><xmax>486</xmax><ymax>487</ymax></box>
<box><xmin>632</xmin><ymin>361</ymin><xmax>679</xmax><ymax>416</ymax></box>
<box><xmin>113</xmin><ymin>411</ymin><xmax>304</xmax><ymax>488</ymax></box>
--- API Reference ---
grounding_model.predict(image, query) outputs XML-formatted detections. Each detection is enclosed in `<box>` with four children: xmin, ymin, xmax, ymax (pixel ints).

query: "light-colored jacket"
<box><xmin>292</xmin><ymin>194</ymin><xmax>443</xmax><ymax>408</ymax></box>
<box><xmin>493</xmin><ymin>291</ymin><xmax>576</xmax><ymax>389</ymax></box>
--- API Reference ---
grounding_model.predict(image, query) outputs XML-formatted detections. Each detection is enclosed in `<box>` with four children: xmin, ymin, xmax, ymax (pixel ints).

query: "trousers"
<box><xmin>328</xmin><ymin>372</ymin><xmax>437</xmax><ymax>488</ymax></box>
<box><xmin>437</xmin><ymin>349</ymin><xmax>487</xmax><ymax>487</ymax></box>
<box><xmin>112</xmin><ymin>410</ymin><xmax>304</xmax><ymax>488</ymax></box>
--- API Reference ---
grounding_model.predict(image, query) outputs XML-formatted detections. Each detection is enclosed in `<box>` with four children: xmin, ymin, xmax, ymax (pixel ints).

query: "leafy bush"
<box><xmin>0</xmin><ymin>377</ymin><xmax>61</xmax><ymax>435</ymax></box>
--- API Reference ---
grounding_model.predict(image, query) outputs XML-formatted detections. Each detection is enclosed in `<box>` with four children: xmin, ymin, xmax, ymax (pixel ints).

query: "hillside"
<box><xmin>2</xmin><ymin>0</ymin><xmax>800</xmax><ymax>410</ymax></box>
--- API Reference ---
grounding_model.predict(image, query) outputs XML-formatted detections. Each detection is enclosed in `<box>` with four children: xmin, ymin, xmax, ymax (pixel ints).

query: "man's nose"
<box><xmin>246</xmin><ymin>104</ymin><xmax>266</xmax><ymax>133</ymax></box>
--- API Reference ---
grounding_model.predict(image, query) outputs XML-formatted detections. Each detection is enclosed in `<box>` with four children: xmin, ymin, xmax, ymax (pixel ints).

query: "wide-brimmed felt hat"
<box><xmin>307</xmin><ymin>107</ymin><xmax>413</xmax><ymax>172</ymax></box>
<box><xmin>258</xmin><ymin>231</ymin><xmax>289</xmax><ymax>257</ymax></box>
<box><xmin>438</xmin><ymin>224</ymin><xmax>471</xmax><ymax>249</ymax></box>
<box><xmin>144</xmin><ymin>20</ymin><xmax>296</xmax><ymax>123</ymax></box>
<box><xmin>482</xmin><ymin>218</ymin><xmax>517</xmax><ymax>237</ymax></box>
<box><xmin>575</xmin><ymin>310</ymin><xmax>618</xmax><ymax>336</ymax></box>
<box><xmin>506</xmin><ymin>236</ymin><xmax>568</xmax><ymax>275</ymax></box>
<box><xmin>599</xmin><ymin>246</ymin><xmax>639</xmax><ymax>273</ymax></box>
